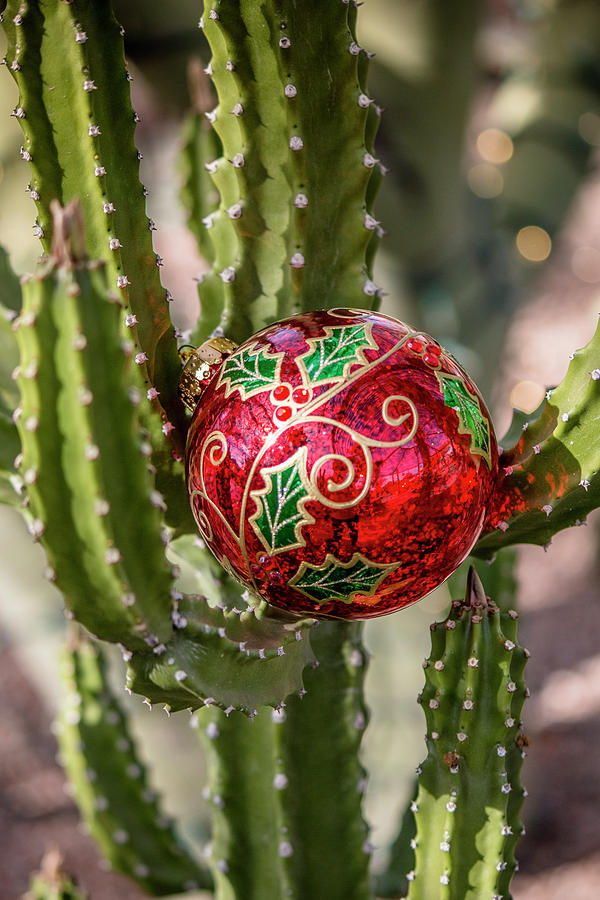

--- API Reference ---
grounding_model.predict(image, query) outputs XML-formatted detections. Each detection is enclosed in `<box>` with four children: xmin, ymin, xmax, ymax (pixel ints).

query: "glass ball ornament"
<box><xmin>181</xmin><ymin>309</ymin><xmax>498</xmax><ymax>620</ymax></box>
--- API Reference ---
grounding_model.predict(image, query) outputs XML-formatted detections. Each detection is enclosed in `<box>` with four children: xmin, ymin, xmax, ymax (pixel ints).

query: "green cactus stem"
<box><xmin>24</xmin><ymin>849</ymin><xmax>87</xmax><ymax>900</ymax></box>
<box><xmin>393</xmin><ymin>568</ymin><xmax>528</xmax><ymax>899</ymax></box>
<box><xmin>475</xmin><ymin>315</ymin><xmax>600</xmax><ymax>555</ymax></box>
<box><xmin>2</xmin><ymin>0</ymin><xmax>187</xmax><ymax>451</ymax></box>
<box><xmin>198</xmin><ymin>706</ymin><xmax>292</xmax><ymax>900</ymax></box>
<box><xmin>273</xmin><ymin>620</ymin><xmax>372</xmax><ymax>900</ymax></box>
<box><xmin>126</xmin><ymin>594</ymin><xmax>315</xmax><ymax>715</ymax></box>
<box><xmin>13</xmin><ymin>210</ymin><xmax>173</xmax><ymax>648</ymax></box>
<box><xmin>56</xmin><ymin>636</ymin><xmax>212</xmax><ymax>895</ymax></box>
<box><xmin>194</xmin><ymin>0</ymin><xmax>383</xmax><ymax>346</ymax></box>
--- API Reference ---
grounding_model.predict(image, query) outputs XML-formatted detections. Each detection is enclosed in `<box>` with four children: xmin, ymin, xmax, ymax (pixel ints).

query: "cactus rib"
<box><xmin>195</xmin><ymin>0</ymin><xmax>382</xmax><ymax>346</ymax></box>
<box><xmin>0</xmin><ymin>248</ymin><xmax>21</xmax><ymax>505</ymax></box>
<box><xmin>401</xmin><ymin>570</ymin><xmax>528</xmax><ymax>899</ymax></box>
<box><xmin>56</xmin><ymin>636</ymin><xmax>212</xmax><ymax>895</ymax></box>
<box><xmin>3</xmin><ymin>0</ymin><xmax>187</xmax><ymax>451</ymax></box>
<box><xmin>179</xmin><ymin>60</ymin><xmax>222</xmax><ymax>267</ymax></box>
<box><xmin>198</xmin><ymin>707</ymin><xmax>292</xmax><ymax>899</ymax></box>
<box><xmin>273</xmin><ymin>621</ymin><xmax>373</xmax><ymax>900</ymax></box>
<box><xmin>13</xmin><ymin>249</ymin><xmax>174</xmax><ymax>647</ymax></box>
<box><xmin>126</xmin><ymin>594</ymin><xmax>315</xmax><ymax>715</ymax></box>
<box><xmin>476</xmin><ymin>316</ymin><xmax>600</xmax><ymax>555</ymax></box>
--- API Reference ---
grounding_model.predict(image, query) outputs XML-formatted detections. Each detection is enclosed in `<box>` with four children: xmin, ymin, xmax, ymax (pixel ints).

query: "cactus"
<box><xmin>56</xmin><ymin>634</ymin><xmax>212</xmax><ymax>895</ymax></box>
<box><xmin>193</xmin><ymin>0</ymin><xmax>382</xmax><ymax>344</ymax></box>
<box><xmin>0</xmin><ymin>1</ymin><xmax>599</xmax><ymax>898</ymax></box>
<box><xmin>474</xmin><ymin>315</ymin><xmax>600</xmax><ymax>555</ymax></box>
<box><xmin>377</xmin><ymin>569</ymin><xmax>528</xmax><ymax>899</ymax></box>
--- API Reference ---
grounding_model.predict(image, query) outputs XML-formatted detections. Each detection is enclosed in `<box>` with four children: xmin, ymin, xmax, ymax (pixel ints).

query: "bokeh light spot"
<box><xmin>516</xmin><ymin>226</ymin><xmax>551</xmax><ymax>262</ymax></box>
<box><xmin>509</xmin><ymin>380</ymin><xmax>545</xmax><ymax>414</ymax></box>
<box><xmin>476</xmin><ymin>128</ymin><xmax>514</xmax><ymax>164</ymax></box>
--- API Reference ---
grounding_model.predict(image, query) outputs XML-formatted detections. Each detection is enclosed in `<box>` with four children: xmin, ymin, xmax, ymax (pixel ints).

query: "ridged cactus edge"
<box><xmin>379</xmin><ymin>569</ymin><xmax>529</xmax><ymax>900</ymax></box>
<box><xmin>194</xmin><ymin>0</ymin><xmax>383</xmax><ymax>344</ymax></box>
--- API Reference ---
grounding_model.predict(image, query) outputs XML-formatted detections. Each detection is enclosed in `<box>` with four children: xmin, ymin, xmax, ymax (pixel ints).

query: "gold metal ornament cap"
<box><xmin>178</xmin><ymin>336</ymin><xmax>238</xmax><ymax>411</ymax></box>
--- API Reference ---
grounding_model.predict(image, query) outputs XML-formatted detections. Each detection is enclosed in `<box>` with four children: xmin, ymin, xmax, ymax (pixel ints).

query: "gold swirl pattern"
<box><xmin>190</xmin><ymin>430</ymin><xmax>241</xmax><ymax>547</ymax></box>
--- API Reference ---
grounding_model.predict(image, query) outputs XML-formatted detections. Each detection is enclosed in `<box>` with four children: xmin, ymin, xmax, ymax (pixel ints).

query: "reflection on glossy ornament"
<box><xmin>182</xmin><ymin>309</ymin><xmax>498</xmax><ymax>620</ymax></box>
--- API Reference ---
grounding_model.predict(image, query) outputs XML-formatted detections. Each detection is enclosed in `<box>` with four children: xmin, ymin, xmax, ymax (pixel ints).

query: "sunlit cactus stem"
<box><xmin>194</xmin><ymin>0</ymin><xmax>383</xmax><ymax>344</ymax></box>
<box><xmin>402</xmin><ymin>569</ymin><xmax>528</xmax><ymax>899</ymax></box>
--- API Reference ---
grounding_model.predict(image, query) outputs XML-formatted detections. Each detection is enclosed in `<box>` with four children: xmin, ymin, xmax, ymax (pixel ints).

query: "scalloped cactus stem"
<box><xmin>56</xmin><ymin>634</ymin><xmax>211</xmax><ymax>896</ymax></box>
<box><xmin>197</xmin><ymin>705</ymin><xmax>292</xmax><ymax>900</ymax></box>
<box><xmin>402</xmin><ymin>567</ymin><xmax>529</xmax><ymax>899</ymax></box>
<box><xmin>193</xmin><ymin>0</ymin><xmax>383</xmax><ymax>345</ymax></box>
<box><xmin>273</xmin><ymin>620</ymin><xmax>372</xmax><ymax>900</ymax></box>
<box><xmin>13</xmin><ymin>201</ymin><xmax>174</xmax><ymax>648</ymax></box>
<box><xmin>476</xmin><ymin>314</ymin><xmax>600</xmax><ymax>555</ymax></box>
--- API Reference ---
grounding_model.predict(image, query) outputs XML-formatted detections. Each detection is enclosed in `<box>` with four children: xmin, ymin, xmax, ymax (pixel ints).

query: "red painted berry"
<box><xmin>407</xmin><ymin>337</ymin><xmax>425</xmax><ymax>354</ymax></box>
<box><xmin>274</xmin><ymin>405</ymin><xmax>293</xmax><ymax>422</ymax></box>
<box><xmin>292</xmin><ymin>386</ymin><xmax>311</xmax><ymax>405</ymax></box>
<box><xmin>423</xmin><ymin>352</ymin><xmax>441</xmax><ymax>368</ymax></box>
<box><xmin>272</xmin><ymin>384</ymin><xmax>291</xmax><ymax>402</ymax></box>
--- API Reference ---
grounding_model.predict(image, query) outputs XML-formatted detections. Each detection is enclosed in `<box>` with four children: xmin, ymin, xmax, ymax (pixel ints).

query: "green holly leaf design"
<box><xmin>289</xmin><ymin>554</ymin><xmax>397</xmax><ymax>605</ymax></box>
<box><xmin>437</xmin><ymin>373</ymin><xmax>492</xmax><ymax>467</ymax></box>
<box><xmin>296</xmin><ymin>324</ymin><xmax>376</xmax><ymax>385</ymax></box>
<box><xmin>217</xmin><ymin>343</ymin><xmax>283</xmax><ymax>399</ymax></box>
<box><xmin>249</xmin><ymin>449</ymin><xmax>314</xmax><ymax>554</ymax></box>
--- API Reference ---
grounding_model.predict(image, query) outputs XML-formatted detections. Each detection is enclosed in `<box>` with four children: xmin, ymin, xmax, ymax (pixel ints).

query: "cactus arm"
<box><xmin>274</xmin><ymin>621</ymin><xmax>372</xmax><ymax>900</ymax></box>
<box><xmin>198</xmin><ymin>707</ymin><xmax>291</xmax><ymax>900</ymax></box>
<box><xmin>3</xmin><ymin>0</ymin><xmax>187</xmax><ymax>450</ymax></box>
<box><xmin>476</xmin><ymin>317</ymin><xmax>600</xmax><ymax>555</ymax></box>
<box><xmin>1</xmin><ymin>2</ymin><xmax>62</xmax><ymax>249</ymax></box>
<box><xmin>56</xmin><ymin>637</ymin><xmax>212</xmax><ymax>895</ymax></box>
<box><xmin>278</xmin><ymin>0</ymin><xmax>381</xmax><ymax>312</ymax></box>
<box><xmin>195</xmin><ymin>0</ymin><xmax>381</xmax><ymax>346</ymax></box>
<box><xmin>402</xmin><ymin>570</ymin><xmax>527</xmax><ymax>899</ymax></box>
<box><xmin>126</xmin><ymin>597</ymin><xmax>315</xmax><ymax>714</ymax></box>
<box><xmin>24</xmin><ymin>849</ymin><xmax>87</xmax><ymax>900</ymax></box>
<box><xmin>13</xmin><ymin>250</ymin><xmax>173</xmax><ymax>647</ymax></box>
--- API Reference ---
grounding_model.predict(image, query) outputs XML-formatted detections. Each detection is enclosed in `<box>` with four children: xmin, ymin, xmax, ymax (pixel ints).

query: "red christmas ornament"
<box><xmin>181</xmin><ymin>309</ymin><xmax>498</xmax><ymax>620</ymax></box>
